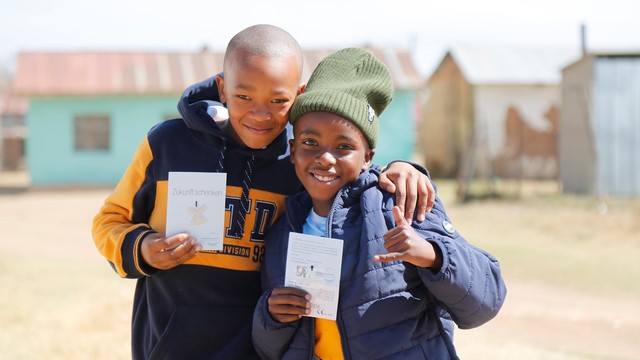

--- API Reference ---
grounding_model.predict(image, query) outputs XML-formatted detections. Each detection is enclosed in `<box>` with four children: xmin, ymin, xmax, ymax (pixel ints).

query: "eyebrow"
<box><xmin>298</xmin><ymin>129</ymin><xmax>319</xmax><ymax>137</ymax></box>
<box><xmin>235</xmin><ymin>83</ymin><xmax>255</xmax><ymax>91</ymax></box>
<box><xmin>235</xmin><ymin>83</ymin><xmax>291</xmax><ymax>96</ymax></box>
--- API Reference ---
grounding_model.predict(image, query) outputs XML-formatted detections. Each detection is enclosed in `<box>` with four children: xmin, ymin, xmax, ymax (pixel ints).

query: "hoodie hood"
<box><xmin>177</xmin><ymin>75</ymin><xmax>288</xmax><ymax>159</ymax></box>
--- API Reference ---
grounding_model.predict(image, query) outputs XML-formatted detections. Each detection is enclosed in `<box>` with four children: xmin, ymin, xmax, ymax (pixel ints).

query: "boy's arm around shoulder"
<box><xmin>253</xmin><ymin>215</ymin><xmax>300</xmax><ymax>360</ymax></box>
<box><xmin>409</xmin><ymin>193</ymin><xmax>507</xmax><ymax>329</ymax></box>
<box><xmin>92</xmin><ymin>137</ymin><xmax>159</xmax><ymax>279</ymax></box>
<box><xmin>380</xmin><ymin>161</ymin><xmax>436</xmax><ymax>222</ymax></box>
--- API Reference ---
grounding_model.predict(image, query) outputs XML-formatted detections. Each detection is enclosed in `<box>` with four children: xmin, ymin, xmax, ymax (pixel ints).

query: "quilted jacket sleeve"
<box><xmin>410</xmin><ymin>194</ymin><xmax>507</xmax><ymax>329</ymax></box>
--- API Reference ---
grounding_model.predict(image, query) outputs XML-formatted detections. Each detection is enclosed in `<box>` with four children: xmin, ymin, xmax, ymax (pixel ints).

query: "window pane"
<box><xmin>74</xmin><ymin>115</ymin><xmax>110</xmax><ymax>151</ymax></box>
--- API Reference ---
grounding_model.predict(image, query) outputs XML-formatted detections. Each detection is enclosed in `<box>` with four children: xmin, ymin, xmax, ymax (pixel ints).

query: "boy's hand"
<box><xmin>267</xmin><ymin>287</ymin><xmax>311</xmax><ymax>323</ymax></box>
<box><xmin>379</xmin><ymin>162</ymin><xmax>435</xmax><ymax>222</ymax></box>
<box><xmin>374</xmin><ymin>206</ymin><xmax>442</xmax><ymax>270</ymax></box>
<box><xmin>140</xmin><ymin>232</ymin><xmax>202</xmax><ymax>270</ymax></box>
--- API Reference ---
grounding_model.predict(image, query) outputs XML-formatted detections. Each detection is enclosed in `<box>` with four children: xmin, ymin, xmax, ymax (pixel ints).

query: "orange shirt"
<box><xmin>314</xmin><ymin>318</ymin><xmax>344</xmax><ymax>360</ymax></box>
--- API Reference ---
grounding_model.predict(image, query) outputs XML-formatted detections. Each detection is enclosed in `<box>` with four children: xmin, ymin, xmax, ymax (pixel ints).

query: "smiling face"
<box><xmin>217</xmin><ymin>49</ymin><xmax>303</xmax><ymax>149</ymax></box>
<box><xmin>290</xmin><ymin>111</ymin><xmax>375</xmax><ymax>216</ymax></box>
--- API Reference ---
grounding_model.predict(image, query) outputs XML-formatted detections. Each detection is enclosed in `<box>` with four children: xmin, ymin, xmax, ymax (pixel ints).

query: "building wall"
<box><xmin>593</xmin><ymin>57</ymin><xmax>640</xmax><ymax>196</ymax></box>
<box><xmin>494</xmin><ymin>104</ymin><xmax>559</xmax><ymax>179</ymax></box>
<box><xmin>472</xmin><ymin>84</ymin><xmax>560</xmax><ymax>179</ymax></box>
<box><xmin>560</xmin><ymin>57</ymin><xmax>595</xmax><ymax>194</ymax></box>
<box><xmin>419</xmin><ymin>55</ymin><xmax>473</xmax><ymax>177</ymax></box>
<box><xmin>0</xmin><ymin>117</ymin><xmax>3</xmax><ymax>170</ymax></box>
<box><xmin>1</xmin><ymin>113</ymin><xmax>27</xmax><ymax>170</ymax></box>
<box><xmin>27</xmin><ymin>96</ymin><xmax>179</xmax><ymax>186</ymax></box>
<box><xmin>2</xmin><ymin>137</ymin><xmax>24</xmax><ymax>170</ymax></box>
<box><xmin>375</xmin><ymin>90</ymin><xmax>418</xmax><ymax>166</ymax></box>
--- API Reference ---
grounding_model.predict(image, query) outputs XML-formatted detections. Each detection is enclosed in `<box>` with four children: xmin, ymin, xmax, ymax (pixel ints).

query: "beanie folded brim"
<box><xmin>290</xmin><ymin>89</ymin><xmax>378</xmax><ymax>147</ymax></box>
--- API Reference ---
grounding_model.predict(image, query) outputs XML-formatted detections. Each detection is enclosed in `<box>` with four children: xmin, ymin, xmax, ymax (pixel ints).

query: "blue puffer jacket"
<box><xmin>253</xmin><ymin>167</ymin><xmax>507</xmax><ymax>360</ymax></box>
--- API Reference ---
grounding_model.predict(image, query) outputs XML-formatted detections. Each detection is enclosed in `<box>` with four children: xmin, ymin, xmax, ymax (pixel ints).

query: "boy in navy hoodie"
<box><xmin>253</xmin><ymin>48</ymin><xmax>507</xmax><ymax>360</ymax></box>
<box><xmin>92</xmin><ymin>25</ymin><xmax>434</xmax><ymax>360</ymax></box>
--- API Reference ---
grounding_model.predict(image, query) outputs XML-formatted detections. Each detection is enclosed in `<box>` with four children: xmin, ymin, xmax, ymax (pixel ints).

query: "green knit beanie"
<box><xmin>289</xmin><ymin>48</ymin><xmax>394</xmax><ymax>148</ymax></box>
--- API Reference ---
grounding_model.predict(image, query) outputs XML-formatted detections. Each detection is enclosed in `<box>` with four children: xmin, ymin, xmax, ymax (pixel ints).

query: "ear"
<box><xmin>289</xmin><ymin>138</ymin><xmax>296</xmax><ymax>163</ymax></box>
<box><xmin>215</xmin><ymin>74</ymin><xmax>226</xmax><ymax>103</ymax></box>
<box><xmin>297</xmin><ymin>83</ymin><xmax>307</xmax><ymax>95</ymax></box>
<box><xmin>362</xmin><ymin>148</ymin><xmax>375</xmax><ymax>170</ymax></box>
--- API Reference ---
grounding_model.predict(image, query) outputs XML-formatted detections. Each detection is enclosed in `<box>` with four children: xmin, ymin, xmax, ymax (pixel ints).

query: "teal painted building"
<box><xmin>376</xmin><ymin>90</ymin><xmax>418</xmax><ymax>166</ymax></box>
<box><xmin>14</xmin><ymin>49</ymin><xmax>423</xmax><ymax>186</ymax></box>
<box><xmin>26</xmin><ymin>96</ymin><xmax>179</xmax><ymax>185</ymax></box>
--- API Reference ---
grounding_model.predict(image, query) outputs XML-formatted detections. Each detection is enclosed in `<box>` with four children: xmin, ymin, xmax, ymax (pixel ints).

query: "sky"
<box><xmin>1</xmin><ymin>0</ymin><xmax>639</xmax><ymax>76</ymax></box>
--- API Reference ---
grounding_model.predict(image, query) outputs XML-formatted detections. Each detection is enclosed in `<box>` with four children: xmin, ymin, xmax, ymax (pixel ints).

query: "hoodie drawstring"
<box><xmin>236</xmin><ymin>155</ymin><xmax>255</xmax><ymax>237</ymax></box>
<box><xmin>217</xmin><ymin>140</ymin><xmax>227</xmax><ymax>172</ymax></box>
<box><xmin>217</xmin><ymin>141</ymin><xmax>254</xmax><ymax>238</ymax></box>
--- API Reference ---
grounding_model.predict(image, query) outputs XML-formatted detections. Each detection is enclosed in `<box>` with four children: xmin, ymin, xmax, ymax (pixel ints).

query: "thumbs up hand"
<box><xmin>374</xmin><ymin>206</ymin><xmax>442</xmax><ymax>269</ymax></box>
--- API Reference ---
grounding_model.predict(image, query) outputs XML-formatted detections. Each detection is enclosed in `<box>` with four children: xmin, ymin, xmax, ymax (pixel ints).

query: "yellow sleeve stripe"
<box><xmin>92</xmin><ymin>137</ymin><xmax>155</xmax><ymax>278</ymax></box>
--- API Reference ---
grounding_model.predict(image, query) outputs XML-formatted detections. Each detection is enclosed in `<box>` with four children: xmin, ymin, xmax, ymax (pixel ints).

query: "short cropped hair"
<box><xmin>224</xmin><ymin>24</ymin><xmax>303</xmax><ymax>75</ymax></box>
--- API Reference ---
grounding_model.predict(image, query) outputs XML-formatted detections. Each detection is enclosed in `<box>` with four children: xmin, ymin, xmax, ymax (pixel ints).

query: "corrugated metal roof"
<box><xmin>13</xmin><ymin>47</ymin><xmax>424</xmax><ymax>96</ymax></box>
<box><xmin>442</xmin><ymin>46</ymin><xmax>580</xmax><ymax>85</ymax></box>
<box><xmin>13</xmin><ymin>52</ymin><xmax>224</xmax><ymax>96</ymax></box>
<box><xmin>562</xmin><ymin>50</ymin><xmax>640</xmax><ymax>73</ymax></box>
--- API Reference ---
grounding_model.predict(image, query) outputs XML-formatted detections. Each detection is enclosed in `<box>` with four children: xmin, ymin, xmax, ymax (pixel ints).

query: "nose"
<box><xmin>316</xmin><ymin>150</ymin><xmax>336</xmax><ymax>166</ymax></box>
<box><xmin>251</xmin><ymin>104</ymin><xmax>271</xmax><ymax>121</ymax></box>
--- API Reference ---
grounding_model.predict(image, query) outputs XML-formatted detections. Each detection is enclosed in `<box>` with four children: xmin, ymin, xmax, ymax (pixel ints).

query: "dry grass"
<box><xmin>0</xmin><ymin>188</ymin><xmax>134</xmax><ymax>359</ymax></box>
<box><xmin>1</xmin><ymin>178</ymin><xmax>639</xmax><ymax>359</ymax></box>
<box><xmin>439</xmin><ymin>180</ymin><xmax>640</xmax><ymax>359</ymax></box>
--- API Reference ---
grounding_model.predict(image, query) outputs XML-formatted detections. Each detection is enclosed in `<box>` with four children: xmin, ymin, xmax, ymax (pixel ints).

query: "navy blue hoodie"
<box><xmin>93</xmin><ymin>76</ymin><xmax>300</xmax><ymax>359</ymax></box>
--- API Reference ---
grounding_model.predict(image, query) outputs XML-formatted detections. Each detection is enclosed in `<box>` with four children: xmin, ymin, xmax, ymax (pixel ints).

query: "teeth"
<box><xmin>314</xmin><ymin>174</ymin><xmax>336</xmax><ymax>182</ymax></box>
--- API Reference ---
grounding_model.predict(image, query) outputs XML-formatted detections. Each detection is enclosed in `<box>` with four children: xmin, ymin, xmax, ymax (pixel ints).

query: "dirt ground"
<box><xmin>1</xmin><ymin>172</ymin><xmax>639</xmax><ymax>359</ymax></box>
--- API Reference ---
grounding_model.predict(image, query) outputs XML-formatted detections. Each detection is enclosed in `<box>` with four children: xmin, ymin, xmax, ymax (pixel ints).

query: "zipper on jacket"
<box><xmin>325</xmin><ymin>189</ymin><xmax>347</xmax><ymax>359</ymax></box>
<box><xmin>310</xmin><ymin>318</ymin><xmax>316</xmax><ymax>360</ymax></box>
<box><xmin>336</xmin><ymin>315</ymin><xmax>347</xmax><ymax>359</ymax></box>
<box><xmin>325</xmin><ymin>186</ymin><xmax>348</xmax><ymax>238</ymax></box>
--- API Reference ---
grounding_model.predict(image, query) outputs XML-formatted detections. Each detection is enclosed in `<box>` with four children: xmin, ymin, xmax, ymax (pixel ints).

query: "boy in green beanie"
<box><xmin>252</xmin><ymin>48</ymin><xmax>507</xmax><ymax>360</ymax></box>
